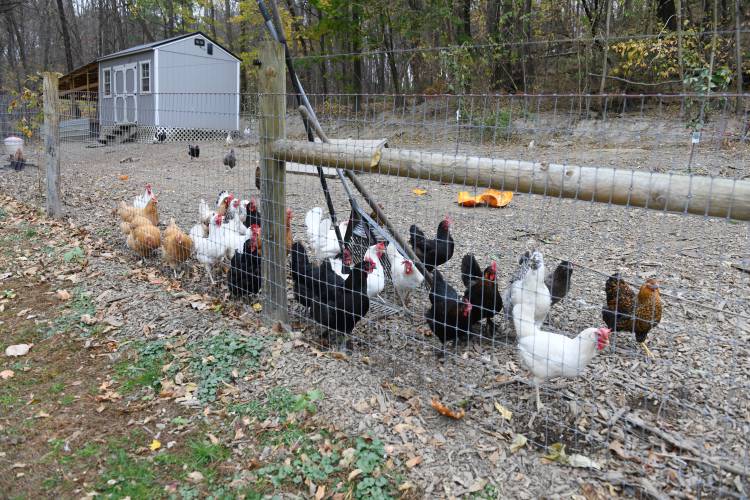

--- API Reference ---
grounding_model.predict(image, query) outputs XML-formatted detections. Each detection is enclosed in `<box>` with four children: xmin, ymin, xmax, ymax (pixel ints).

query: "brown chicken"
<box><xmin>163</xmin><ymin>219</ymin><xmax>194</xmax><ymax>268</ymax></box>
<box><xmin>126</xmin><ymin>224</ymin><xmax>161</xmax><ymax>257</ymax></box>
<box><xmin>120</xmin><ymin>215</ymin><xmax>153</xmax><ymax>236</ymax></box>
<box><xmin>285</xmin><ymin>208</ymin><xmax>293</xmax><ymax>255</ymax></box>
<box><xmin>118</xmin><ymin>198</ymin><xmax>159</xmax><ymax>226</ymax></box>
<box><xmin>602</xmin><ymin>274</ymin><xmax>662</xmax><ymax>357</ymax></box>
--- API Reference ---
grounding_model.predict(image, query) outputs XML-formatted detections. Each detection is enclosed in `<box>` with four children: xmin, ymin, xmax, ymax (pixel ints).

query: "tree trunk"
<box><xmin>522</xmin><ymin>0</ymin><xmax>534</xmax><ymax>92</ymax></box>
<box><xmin>224</xmin><ymin>0</ymin><xmax>234</xmax><ymax>51</ymax></box>
<box><xmin>656</xmin><ymin>0</ymin><xmax>677</xmax><ymax>29</ymax></box>
<box><xmin>166</xmin><ymin>0</ymin><xmax>175</xmax><ymax>36</ymax></box>
<box><xmin>599</xmin><ymin>0</ymin><xmax>612</xmax><ymax>97</ymax></box>
<box><xmin>734</xmin><ymin>0</ymin><xmax>743</xmax><ymax>112</ymax></box>
<box><xmin>487</xmin><ymin>0</ymin><xmax>503</xmax><ymax>90</ymax></box>
<box><xmin>55</xmin><ymin>0</ymin><xmax>75</xmax><ymax>72</ymax></box>
<box><xmin>458</xmin><ymin>0</ymin><xmax>471</xmax><ymax>42</ymax></box>
<box><xmin>110</xmin><ymin>0</ymin><xmax>125</xmax><ymax>50</ymax></box>
<box><xmin>7</xmin><ymin>12</ymin><xmax>30</xmax><ymax>78</ymax></box>
<box><xmin>65</xmin><ymin>0</ymin><xmax>83</xmax><ymax>66</ymax></box>
<box><xmin>675</xmin><ymin>0</ymin><xmax>687</xmax><ymax>114</ymax></box>
<box><xmin>351</xmin><ymin>2</ymin><xmax>363</xmax><ymax>111</ymax></box>
<box><xmin>209</xmin><ymin>0</ymin><xmax>217</xmax><ymax>39</ymax></box>
<box><xmin>4</xmin><ymin>20</ymin><xmax>22</xmax><ymax>91</ymax></box>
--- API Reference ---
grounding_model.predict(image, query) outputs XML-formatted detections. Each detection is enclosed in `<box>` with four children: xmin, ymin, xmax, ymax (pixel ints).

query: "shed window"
<box><xmin>140</xmin><ymin>62</ymin><xmax>151</xmax><ymax>93</ymax></box>
<box><xmin>207</xmin><ymin>43</ymin><xmax>213</xmax><ymax>55</ymax></box>
<box><xmin>103</xmin><ymin>68</ymin><xmax>112</xmax><ymax>97</ymax></box>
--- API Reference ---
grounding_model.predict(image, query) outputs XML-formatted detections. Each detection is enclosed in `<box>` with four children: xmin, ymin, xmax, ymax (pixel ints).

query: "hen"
<box><xmin>118</xmin><ymin>197</ymin><xmax>159</xmax><ymax>227</ymax></box>
<box><xmin>244</xmin><ymin>197</ymin><xmax>261</xmax><ymax>229</ymax></box>
<box><xmin>223</xmin><ymin>148</ymin><xmax>236</xmax><ymax>169</ymax></box>
<box><xmin>409</xmin><ymin>216</ymin><xmax>454</xmax><ymax>271</ymax></box>
<box><xmin>255</xmin><ymin>164</ymin><xmax>261</xmax><ymax>190</ymax></box>
<box><xmin>425</xmin><ymin>269</ymin><xmax>474</xmax><ymax>348</ymax></box>
<box><xmin>290</xmin><ymin>242</ymin><xmax>344</xmax><ymax>310</ymax></box>
<box><xmin>228</xmin><ymin>225</ymin><xmax>262</xmax><ymax>297</ymax></box>
<box><xmin>514</xmin><ymin>302</ymin><xmax>611</xmax><ymax>410</ymax></box>
<box><xmin>133</xmin><ymin>183</ymin><xmax>154</xmax><ymax>209</ymax></box>
<box><xmin>163</xmin><ymin>219</ymin><xmax>194</xmax><ymax>273</ymax></box>
<box><xmin>126</xmin><ymin>224</ymin><xmax>161</xmax><ymax>258</ymax></box>
<box><xmin>545</xmin><ymin>261</ymin><xmax>574</xmax><ymax>307</ymax></box>
<box><xmin>193</xmin><ymin>214</ymin><xmax>228</xmax><ymax>284</ymax></box>
<box><xmin>461</xmin><ymin>254</ymin><xmax>503</xmax><ymax>333</ymax></box>
<box><xmin>504</xmin><ymin>250</ymin><xmax>551</xmax><ymax>330</ymax></box>
<box><xmin>363</xmin><ymin>242</ymin><xmax>387</xmax><ymax>298</ymax></box>
<box><xmin>386</xmin><ymin>243</ymin><xmax>424</xmax><ymax>306</ymax></box>
<box><xmin>119</xmin><ymin>215</ymin><xmax>153</xmax><ymax>236</ymax></box>
<box><xmin>189</xmin><ymin>145</ymin><xmax>200</xmax><ymax>159</ymax></box>
<box><xmin>602</xmin><ymin>274</ymin><xmax>662</xmax><ymax>357</ymax></box>
<box><xmin>304</xmin><ymin>207</ymin><xmax>343</xmax><ymax>260</ymax></box>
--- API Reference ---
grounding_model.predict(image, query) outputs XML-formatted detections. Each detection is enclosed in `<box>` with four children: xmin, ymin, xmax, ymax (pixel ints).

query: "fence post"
<box><xmin>43</xmin><ymin>72</ymin><xmax>62</xmax><ymax>217</ymax></box>
<box><xmin>258</xmin><ymin>40</ymin><xmax>288</xmax><ymax>324</ymax></box>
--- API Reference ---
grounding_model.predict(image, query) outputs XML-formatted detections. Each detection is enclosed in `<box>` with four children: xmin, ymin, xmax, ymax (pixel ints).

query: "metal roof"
<box><xmin>97</xmin><ymin>31</ymin><xmax>241</xmax><ymax>62</ymax></box>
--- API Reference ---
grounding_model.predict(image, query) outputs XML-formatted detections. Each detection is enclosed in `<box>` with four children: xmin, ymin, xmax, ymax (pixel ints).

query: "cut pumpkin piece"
<box><xmin>457</xmin><ymin>191</ymin><xmax>484</xmax><ymax>207</ymax></box>
<box><xmin>479</xmin><ymin>189</ymin><xmax>513</xmax><ymax>207</ymax></box>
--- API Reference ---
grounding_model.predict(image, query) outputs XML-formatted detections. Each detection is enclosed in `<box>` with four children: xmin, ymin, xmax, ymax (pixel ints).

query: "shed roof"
<box><xmin>97</xmin><ymin>31</ymin><xmax>241</xmax><ymax>62</ymax></box>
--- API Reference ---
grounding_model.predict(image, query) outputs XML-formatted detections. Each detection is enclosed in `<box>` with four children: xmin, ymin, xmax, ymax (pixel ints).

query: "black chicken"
<box><xmin>461</xmin><ymin>254</ymin><xmax>503</xmax><ymax>333</ymax></box>
<box><xmin>426</xmin><ymin>269</ymin><xmax>474</xmax><ymax>348</ymax></box>
<box><xmin>245</xmin><ymin>197</ymin><xmax>261</xmax><ymax>229</ymax></box>
<box><xmin>223</xmin><ymin>148</ymin><xmax>236</xmax><ymax>169</ymax></box>
<box><xmin>290</xmin><ymin>242</ymin><xmax>347</xmax><ymax>309</ymax></box>
<box><xmin>154</xmin><ymin>131</ymin><xmax>166</xmax><ymax>142</ymax></box>
<box><xmin>189</xmin><ymin>145</ymin><xmax>200</xmax><ymax>159</ymax></box>
<box><xmin>545</xmin><ymin>261</ymin><xmax>574</xmax><ymax>307</ymax></box>
<box><xmin>228</xmin><ymin>227</ymin><xmax>262</xmax><ymax>297</ymax></box>
<box><xmin>409</xmin><ymin>216</ymin><xmax>454</xmax><ymax>271</ymax></box>
<box><xmin>255</xmin><ymin>165</ymin><xmax>261</xmax><ymax>190</ymax></box>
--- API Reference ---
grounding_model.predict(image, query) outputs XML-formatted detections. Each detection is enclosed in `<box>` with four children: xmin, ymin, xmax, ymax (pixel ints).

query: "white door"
<box><xmin>113</xmin><ymin>64</ymin><xmax>138</xmax><ymax>124</ymax></box>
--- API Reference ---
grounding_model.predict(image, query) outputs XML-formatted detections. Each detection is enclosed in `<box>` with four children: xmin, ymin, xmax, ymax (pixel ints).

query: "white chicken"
<box><xmin>363</xmin><ymin>242</ymin><xmax>387</xmax><ymax>298</ymax></box>
<box><xmin>193</xmin><ymin>214</ymin><xmax>227</xmax><ymax>284</ymax></box>
<box><xmin>304</xmin><ymin>207</ymin><xmax>341</xmax><ymax>260</ymax></box>
<box><xmin>505</xmin><ymin>250</ymin><xmax>551</xmax><ymax>329</ymax></box>
<box><xmin>225</xmin><ymin>132</ymin><xmax>233</xmax><ymax>146</ymax></box>
<box><xmin>226</xmin><ymin>198</ymin><xmax>249</xmax><ymax>236</ymax></box>
<box><xmin>513</xmin><ymin>304</ymin><xmax>611</xmax><ymax>410</ymax></box>
<box><xmin>386</xmin><ymin>243</ymin><xmax>424</xmax><ymax>305</ymax></box>
<box><xmin>217</xmin><ymin>213</ymin><xmax>249</xmax><ymax>259</ymax></box>
<box><xmin>133</xmin><ymin>183</ymin><xmax>154</xmax><ymax>209</ymax></box>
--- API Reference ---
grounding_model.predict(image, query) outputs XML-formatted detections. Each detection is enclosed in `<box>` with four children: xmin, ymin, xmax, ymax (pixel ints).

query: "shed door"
<box><xmin>113</xmin><ymin>64</ymin><xmax>138</xmax><ymax>124</ymax></box>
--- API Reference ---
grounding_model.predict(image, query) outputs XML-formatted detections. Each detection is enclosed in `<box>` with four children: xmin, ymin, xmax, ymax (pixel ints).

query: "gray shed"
<box><xmin>96</xmin><ymin>32</ymin><xmax>240</xmax><ymax>132</ymax></box>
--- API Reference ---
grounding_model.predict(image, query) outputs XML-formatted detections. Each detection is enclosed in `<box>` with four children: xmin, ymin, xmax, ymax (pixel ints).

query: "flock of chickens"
<box><xmin>115</xmin><ymin>183</ymin><xmax>664</xmax><ymax>409</ymax></box>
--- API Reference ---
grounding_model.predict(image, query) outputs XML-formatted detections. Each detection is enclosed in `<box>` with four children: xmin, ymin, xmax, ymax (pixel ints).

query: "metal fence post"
<box><xmin>258</xmin><ymin>40</ymin><xmax>288</xmax><ymax>323</ymax></box>
<box><xmin>43</xmin><ymin>72</ymin><xmax>62</xmax><ymax>217</ymax></box>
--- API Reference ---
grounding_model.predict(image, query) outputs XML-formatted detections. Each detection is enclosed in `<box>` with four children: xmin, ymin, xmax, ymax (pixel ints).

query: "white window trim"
<box><xmin>102</xmin><ymin>68</ymin><xmax>112</xmax><ymax>98</ymax></box>
<box><xmin>139</xmin><ymin>60</ymin><xmax>151</xmax><ymax>94</ymax></box>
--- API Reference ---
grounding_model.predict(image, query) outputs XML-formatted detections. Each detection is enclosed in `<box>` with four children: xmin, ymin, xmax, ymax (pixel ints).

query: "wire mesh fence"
<box><xmin>0</xmin><ymin>68</ymin><xmax>748</xmax><ymax>496</ymax></box>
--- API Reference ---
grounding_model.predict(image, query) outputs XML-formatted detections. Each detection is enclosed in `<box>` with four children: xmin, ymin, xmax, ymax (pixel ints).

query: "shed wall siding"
<box><xmin>98</xmin><ymin>52</ymin><xmax>155</xmax><ymax>126</ymax></box>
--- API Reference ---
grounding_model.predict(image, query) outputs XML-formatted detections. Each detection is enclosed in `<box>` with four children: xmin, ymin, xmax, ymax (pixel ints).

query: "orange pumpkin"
<box><xmin>479</xmin><ymin>189</ymin><xmax>513</xmax><ymax>207</ymax></box>
<box><xmin>457</xmin><ymin>191</ymin><xmax>483</xmax><ymax>207</ymax></box>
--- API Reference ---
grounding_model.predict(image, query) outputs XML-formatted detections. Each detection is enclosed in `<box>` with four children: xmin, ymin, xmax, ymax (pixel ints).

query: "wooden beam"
<box><xmin>43</xmin><ymin>72</ymin><xmax>63</xmax><ymax>217</ymax></box>
<box><xmin>272</xmin><ymin>139</ymin><xmax>750</xmax><ymax>221</ymax></box>
<box><xmin>258</xmin><ymin>40</ymin><xmax>288</xmax><ymax>324</ymax></box>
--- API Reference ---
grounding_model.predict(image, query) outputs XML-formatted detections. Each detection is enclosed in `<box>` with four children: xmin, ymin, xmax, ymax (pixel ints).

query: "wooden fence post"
<box><xmin>43</xmin><ymin>72</ymin><xmax>62</xmax><ymax>217</ymax></box>
<box><xmin>258</xmin><ymin>40</ymin><xmax>288</xmax><ymax>324</ymax></box>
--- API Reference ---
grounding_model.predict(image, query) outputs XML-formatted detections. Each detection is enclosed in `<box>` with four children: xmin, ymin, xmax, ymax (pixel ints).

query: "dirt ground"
<box><xmin>1</xmin><ymin>108</ymin><xmax>749</xmax><ymax>498</ymax></box>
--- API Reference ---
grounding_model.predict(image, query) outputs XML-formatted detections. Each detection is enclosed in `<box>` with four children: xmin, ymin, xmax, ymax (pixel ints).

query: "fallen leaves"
<box><xmin>543</xmin><ymin>443</ymin><xmax>601</xmax><ymax>469</ymax></box>
<box><xmin>0</xmin><ymin>369</ymin><xmax>14</xmax><ymax>380</ymax></box>
<box><xmin>5</xmin><ymin>343</ymin><xmax>32</xmax><ymax>357</ymax></box>
<box><xmin>430</xmin><ymin>398</ymin><xmax>466</xmax><ymax>420</ymax></box>
<box><xmin>412</xmin><ymin>188</ymin><xmax>427</xmax><ymax>196</ymax></box>
<box><xmin>187</xmin><ymin>471</ymin><xmax>204</xmax><ymax>483</ymax></box>
<box><xmin>150</xmin><ymin>439</ymin><xmax>162</xmax><ymax>451</ymax></box>
<box><xmin>56</xmin><ymin>289</ymin><xmax>71</xmax><ymax>301</ymax></box>
<box><xmin>494</xmin><ymin>401</ymin><xmax>513</xmax><ymax>421</ymax></box>
<box><xmin>118</xmin><ymin>174</ymin><xmax>129</xmax><ymax>181</ymax></box>
<box><xmin>405</xmin><ymin>455</ymin><xmax>423</xmax><ymax>468</ymax></box>
<box><xmin>510</xmin><ymin>434</ymin><xmax>527</xmax><ymax>453</ymax></box>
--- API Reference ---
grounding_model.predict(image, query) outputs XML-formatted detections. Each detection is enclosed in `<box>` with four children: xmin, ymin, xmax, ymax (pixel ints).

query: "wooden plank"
<box><xmin>271</xmin><ymin>139</ymin><xmax>750</xmax><ymax>221</ymax></box>
<box><xmin>43</xmin><ymin>73</ymin><xmax>63</xmax><ymax>217</ymax></box>
<box><xmin>258</xmin><ymin>40</ymin><xmax>288</xmax><ymax>324</ymax></box>
<box><xmin>285</xmin><ymin>138</ymin><xmax>387</xmax><ymax>177</ymax></box>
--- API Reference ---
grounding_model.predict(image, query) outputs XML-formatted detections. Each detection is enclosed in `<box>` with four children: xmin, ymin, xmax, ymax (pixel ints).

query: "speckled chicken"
<box><xmin>602</xmin><ymin>274</ymin><xmax>663</xmax><ymax>357</ymax></box>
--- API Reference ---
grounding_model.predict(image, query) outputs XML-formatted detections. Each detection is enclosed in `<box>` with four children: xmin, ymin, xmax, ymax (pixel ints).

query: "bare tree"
<box><xmin>55</xmin><ymin>0</ymin><xmax>74</xmax><ymax>72</ymax></box>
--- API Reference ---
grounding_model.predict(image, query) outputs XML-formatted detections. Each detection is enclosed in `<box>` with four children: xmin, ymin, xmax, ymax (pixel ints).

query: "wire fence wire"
<box><xmin>0</xmin><ymin>85</ymin><xmax>748</xmax><ymax>497</ymax></box>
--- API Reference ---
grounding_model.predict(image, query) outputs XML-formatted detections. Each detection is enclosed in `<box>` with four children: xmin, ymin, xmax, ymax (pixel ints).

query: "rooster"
<box><xmin>304</xmin><ymin>207</ymin><xmax>343</xmax><ymax>260</ymax></box>
<box><xmin>602</xmin><ymin>275</ymin><xmax>662</xmax><ymax>357</ymax></box>
<box><xmin>118</xmin><ymin>197</ymin><xmax>159</xmax><ymax>227</ymax></box>
<box><xmin>226</xmin><ymin>199</ymin><xmax>249</xmax><ymax>236</ymax></box>
<box><xmin>244</xmin><ymin>198</ymin><xmax>261</xmax><ymax>229</ymax></box>
<box><xmin>163</xmin><ymin>219</ymin><xmax>194</xmax><ymax>275</ymax></box>
<box><xmin>426</xmin><ymin>269</ymin><xmax>474</xmax><ymax>348</ymax></box>
<box><xmin>215</xmin><ymin>191</ymin><xmax>233</xmax><ymax>216</ymax></box>
<box><xmin>133</xmin><ymin>183</ymin><xmax>154</xmax><ymax>209</ymax></box>
<box><xmin>126</xmin><ymin>224</ymin><xmax>161</xmax><ymax>258</ymax></box>
<box><xmin>387</xmin><ymin>243</ymin><xmax>424</xmax><ymax>306</ymax></box>
<box><xmin>408</xmin><ymin>216</ymin><xmax>454</xmax><ymax>271</ymax></box>
<box><xmin>189</xmin><ymin>145</ymin><xmax>200</xmax><ymax>159</ymax></box>
<box><xmin>461</xmin><ymin>254</ymin><xmax>503</xmax><ymax>333</ymax></box>
<box><xmin>504</xmin><ymin>250</ymin><xmax>550</xmax><ymax>330</ymax></box>
<box><xmin>193</xmin><ymin>214</ymin><xmax>228</xmax><ymax>284</ymax></box>
<box><xmin>514</xmin><ymin>303</ymin><xmax>611</xmax><ymax>410</ymax></box>
<box><xmin>228</xmin><ymin>225</ymin><xmax>262</xmax><ymax>297</ymax></box>
<box><xmin>223</xmin><ymin>148</ymin><xmax>236</xmax><ymax>169</ymax></box>
<box><xmin>545</xmin><ymin>261</ymin><xmax>574</xmax><ymax>307</ymax></box>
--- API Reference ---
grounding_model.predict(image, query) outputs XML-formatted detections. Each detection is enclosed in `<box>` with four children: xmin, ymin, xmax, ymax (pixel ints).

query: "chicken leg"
<box><xmin>640</xmin><ymin>341</ymin><xmax>654</xmax><ymax>358</ymax></box>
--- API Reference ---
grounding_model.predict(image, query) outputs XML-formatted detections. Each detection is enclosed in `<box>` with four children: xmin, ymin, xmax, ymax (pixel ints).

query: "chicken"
<box><xmin>189</xmin><ymin>145</ymin><xmax>200</xmax><ymax>159</ymax></box>
<box><xmin>133</xmin><ymin>183</ymin><xmax>154</xmax><ymax>209</ymax></box>
<box><xmin>117</xmin><ymin>198</ymin><xmax>158</xmax><ymax>226</ymax></box>
<box><xmin>245</xmin><ymin>197</ymin><xmax>261</xmax><ymax>229</ymax></box>
<box><xmin>255</xmin><ymin>164</ymin><xmax>261</xmax><ymax>190</ymax></box>
<box><xmin>228</xmin><ymin>225</ymin><xmax>262</xmax><ymax>297</ymax></box>
<box><xmin>308</xmin><ymin>258</ymin><xmax>375</xmax><ymax>350</ymax></box>
<box><xmin>387</xmin><ymin>243</ymin><xmax>424</xmax><ymax>306</ymax></box>
<box><xmin>223</xmin><ymin>148</ymin><xmax>236</xmax><ymax>169</ymax></box>
<box><xmin>514</xmin><ymin>303</ymin><xmax>611</xmax><ymax>410</ymax></box>
<box><xmin>545</xmin><ymin>261</ymin><xmax>574</xmax><ymax>307</ymax></box>
<box><xmin>504</xmin><ymin>250</ymin><xmax>550</xmax><ymax>330</ymax></box>
<box><xmin>120</xmin><ymin>215</ymin><xmax>153</xmax><ymax>236</ymax></box>
<box><xmin>226</xmin><ymin>198</ymin><xmax>249</xmax><ymax>236</ymax></box>
<box><xmin>304</xmin><ymin>207</ymin><xmax>342</xmax><ymax>260</ymax></box>
<box><xmin>408</xmin><ymin>216</ymin><xmax>454</xmax><ymax>271</ymax></box>
<box><xmin>217</xmin><ymin>210</ymin><xmax>249</xmax><ymax>259</ymax></box>
<box><xmin>126</xmin><ymin>224</ymin><xmax>161</xmax><ymax>258</ymax></box>
<box><xmin>215</xmin><ymin>191</ymin><xmax>233</xmax><ymax>217</ymax></box>
<box><xmin>602</xmin><ymin>274</ymin><xmax>662</xmax><ymax>357</ymax></box>
<box><xmin>329</xmin><ymin>247</ymin><xmax>353</xmax><ymax>281</ymax></box>
<box><xmin>162</xmin><ymin>219</ymin><xmax>194</xmax><ymax>271</ymax></box>
<box><xmin>426</xmin><ymin>269</ymin><xmax>474</xmax><ymax>347</ymax></box>
<box><xmin>153</xmin><ymin>131</ymin><xmax>166</xmax><ymax>143</ymax></box>
<box><xmin>193</xmin><ymin>214</ymin><xmax>228</xmax><ymax>284</ymax></box>
<box><xmin>225</xmin><ymin>132</ymin><xmax>233</xmax><ymax>146</ymax></box>
<box><xmin>363</xmin><ymin>242</ymin><xmax>387</xmax><ymax>298</ymax></box>
<box><xmin>243</xmin><ymin>127</ymin><xmax>252</xmax><ymax>140</ymax></box>
<box><xmin>285</xmin><ymin>208</ymin><xmax>293</xmax><ymax>255</ymax></box>
<box><xmin>462</xmin><ymin>254</ymin><xmax>503</xmax><ymax>332</ymax></box>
